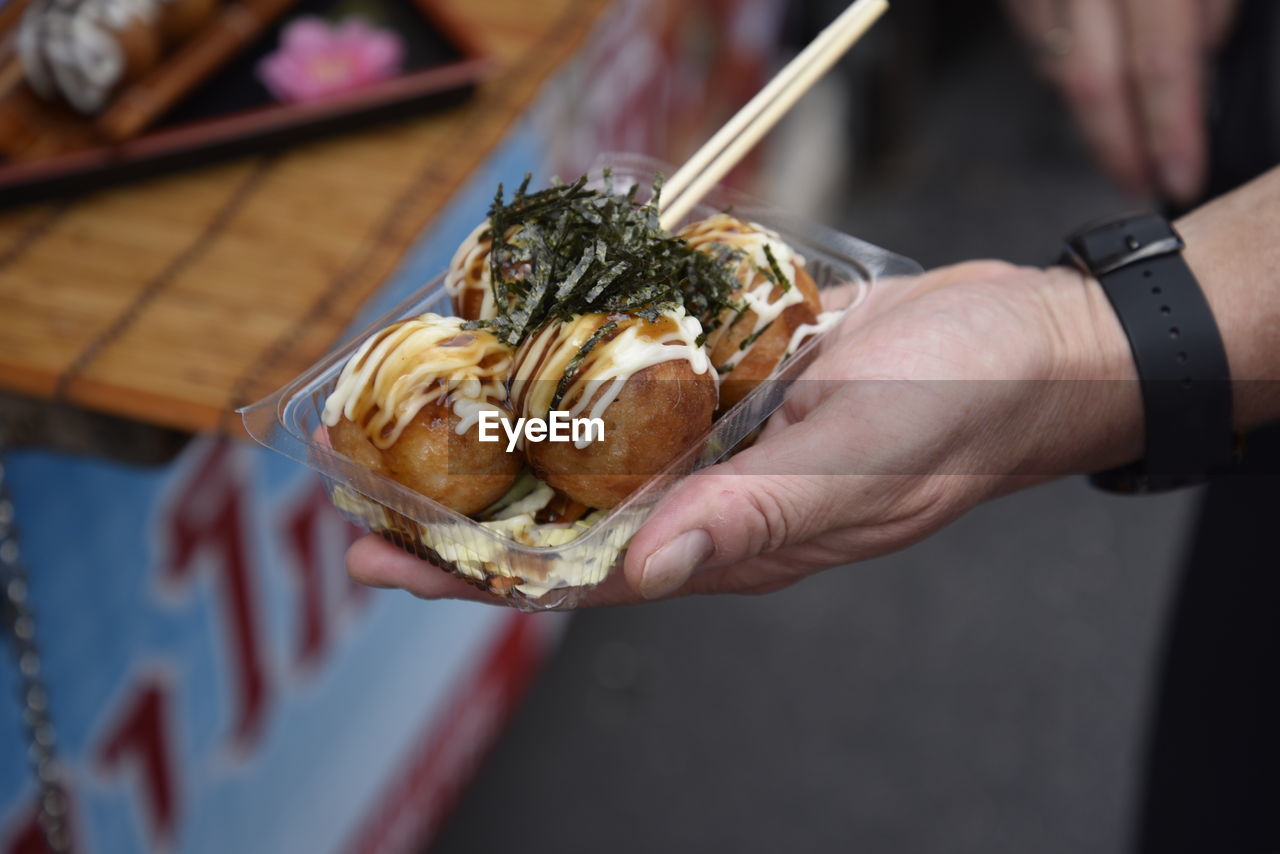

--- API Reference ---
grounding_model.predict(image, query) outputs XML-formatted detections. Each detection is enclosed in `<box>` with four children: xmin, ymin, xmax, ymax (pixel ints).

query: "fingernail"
<box><xmin>1160</xmin><ymin>155</ymin><xmax>1199</xmax><ymax>204</ymax></box>
<box><xmin>639</xmin><ymin>530</ymin><xmax>714</xmax><ymax>600</ymax></box>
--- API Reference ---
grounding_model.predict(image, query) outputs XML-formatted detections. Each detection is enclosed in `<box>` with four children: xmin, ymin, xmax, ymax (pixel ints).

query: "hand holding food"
<box><xmin>347</xmin><ymin>260</ymin><xmax>1148</xmax><ymax>606</ymax></box>
<box><xmin>312</xmin><ymin>169</ymin><xmax>856</xmax><ymax>603</ymax></box>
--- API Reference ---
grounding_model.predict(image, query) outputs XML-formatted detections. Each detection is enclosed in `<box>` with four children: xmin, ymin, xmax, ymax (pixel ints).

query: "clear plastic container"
<box><xmin>240</xmin><ymin>154</ymin><xmax>921</xmax><ymax>610</ymax></box>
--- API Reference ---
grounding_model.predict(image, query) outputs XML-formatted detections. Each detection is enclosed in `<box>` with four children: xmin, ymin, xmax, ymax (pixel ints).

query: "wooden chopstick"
<box><xmin>658</xmin><ymin>0</ymin><xmax>888</xmax><ymax>231</ymax></box>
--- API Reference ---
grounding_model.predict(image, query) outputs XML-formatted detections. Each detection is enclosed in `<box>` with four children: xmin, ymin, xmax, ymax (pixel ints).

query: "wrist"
<box><xmin>1028</xmin><ymin>266</ymin><xmax>1145</xmax><ymax>473</ymax></box>
<box><xmin>1043</xmin><ymin>266</ymin><xmax>1137</xmax><ymax>384</ymax></box>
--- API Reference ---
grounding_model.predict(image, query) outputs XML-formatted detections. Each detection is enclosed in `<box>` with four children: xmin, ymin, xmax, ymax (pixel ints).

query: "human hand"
<box><xmin>1002</xmin><ymin>0</ymin><xmax>1240</xmax><ymax>205</ymax></box>
<box><xmin>346</xmin><ymin>260</ymin><xmax>1142</xmax><ymax>606</ymax></box>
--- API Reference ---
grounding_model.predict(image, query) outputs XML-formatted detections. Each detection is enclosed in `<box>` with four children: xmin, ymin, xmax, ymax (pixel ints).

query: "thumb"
<box><xmin>622</xmin><ymin>422</ymin><xmax>845</xmax><ymax>600</ymax></box>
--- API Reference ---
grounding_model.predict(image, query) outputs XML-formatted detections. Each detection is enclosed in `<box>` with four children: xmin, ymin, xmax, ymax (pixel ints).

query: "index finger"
<box><xmin>345</xmin><ymin>532</ymin><xmax>653</xmax><ymax>608</ymax></box>
<box><xmin>1122</xmin><ymin>0</ymin><xmax>1208</xmax><ymax>204</ymax></box>
<box><xmin>1053</xmin><ymin>0</ymin><xmax>1152</xmax><ymax>197</ymax></box>
<box><xmin>346</xmin><ymin>534</ymin><xmax>502</xmax><ymax>605</ymax></box>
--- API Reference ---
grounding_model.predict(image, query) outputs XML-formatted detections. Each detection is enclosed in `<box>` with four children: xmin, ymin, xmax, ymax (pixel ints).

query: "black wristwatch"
<box><xmin>1061</xmin><ymin>213</ymin><xmax>1234</xmax><ymax>493</ymax></box>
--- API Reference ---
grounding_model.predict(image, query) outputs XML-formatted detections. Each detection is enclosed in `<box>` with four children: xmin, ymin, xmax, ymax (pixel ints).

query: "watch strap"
<box><xmin>1063</xmin><ymin>214</ymin><xmax>1233</xmax><ymax>492</ymax></box>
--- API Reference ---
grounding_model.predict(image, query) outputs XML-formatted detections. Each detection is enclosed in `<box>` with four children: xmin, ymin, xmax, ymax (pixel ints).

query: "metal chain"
<box><xmin>0</xmin><ymin>448</ymin><xmax>71</xmax><ymax>852</ymax></box>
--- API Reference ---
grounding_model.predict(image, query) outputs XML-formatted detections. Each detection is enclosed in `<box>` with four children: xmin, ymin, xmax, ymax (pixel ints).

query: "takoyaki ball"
<box><xmin>709</xmin><ymin>264</ymin><xmax>821</xmax><ymax>411</ymax></box>
<box><xmin>678</xmin><ymin>214</ymin><xmax>823</xmax><ymax>412</ymax></box>
<box><xmin>329</xmin><ymin>399</ymin><xmax>520</xmax><ymax>516</ymax></box>
<box><xmin>444</xmin><ymin>220</ymin><xmax>530</xmax><ymax>321</ymax></box>
<box><xmin>322</xmin><ymin>313</ymin><xmax>520</xmax><ymax>515</ymax></box>
<box><xmin>529</xmin><ymin>358</ymin><xmax>717</xmax><ymax>510</ymax></box>
<box><xmin>510</xmin><ymin>308</ymin><xmax>717</xmax><ymax>510</ymax></box>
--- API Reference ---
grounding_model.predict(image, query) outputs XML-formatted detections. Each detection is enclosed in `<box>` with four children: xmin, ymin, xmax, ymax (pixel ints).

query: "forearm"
<box><xmin>1177</xmin><ymin>164</ymin><xmax>1280</xmax><ymax>427</ymax></box>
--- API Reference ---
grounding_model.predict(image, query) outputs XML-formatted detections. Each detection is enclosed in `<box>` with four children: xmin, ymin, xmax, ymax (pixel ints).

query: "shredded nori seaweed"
<box><xmin>737</xmin><ymin>319</ymin><xmax>775</xmax><ymax>352</ymax></box>
<box><xmin>761</xmin><ymin>243</ymin><xmax>792</xmax><ymax>293</ymax></box>
<box><xmin>550</xmin><ymin>319</ymin><xmax>618</xmax><ymax>409</ymax></box>
<box><xmin>465</xmin><ymin>172</ymin><xmax>742</xmax><ymax>348</ymax></box>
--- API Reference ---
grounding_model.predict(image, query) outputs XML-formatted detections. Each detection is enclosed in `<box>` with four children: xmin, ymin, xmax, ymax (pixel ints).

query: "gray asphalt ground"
<box><xmin>430</xmin><ymin>13</ymin><xmax>1199</xmax><ymax>854</ymax></box>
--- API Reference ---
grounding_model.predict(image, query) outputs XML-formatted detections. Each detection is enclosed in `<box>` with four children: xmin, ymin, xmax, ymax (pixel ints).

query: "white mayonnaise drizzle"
<box><xmin>443</xmin><ymin>221</ymin><xmax>532</xmax><ymax>320</ymax></box>
<box><xmin>510</xmin><ymin>306</ymin><xmax>710</xmax><ymax>449</ymax></box>
<box><xmin>444</xmin><ymin>220</ymin><xmax>499</xmax><ymax>320</ymax></box>
<box><xmin>785</xmin><ymin>310</ymin><xmax>843</xmax><ymax>359</ymax></box>
<box><xmin>678</xmin><ymin>214</ymin><xmax>809</xmax><ymax>373</ymax></box>
<box><xmin>322</xmin><ymin>313</ymin><xmax>512</xmax><ymax>448</ymax></box>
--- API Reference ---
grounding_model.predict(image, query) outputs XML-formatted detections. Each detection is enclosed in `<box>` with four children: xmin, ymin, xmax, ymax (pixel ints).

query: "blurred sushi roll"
<box><xmin>17</xmin><ymin>0</ymin><xmax>220</xmax><ymax>115</ymax></box>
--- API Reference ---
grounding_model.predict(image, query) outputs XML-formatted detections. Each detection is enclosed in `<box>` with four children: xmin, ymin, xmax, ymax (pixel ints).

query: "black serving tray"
<box><xmin>0</xmin><ymin>0</ymin><xmax>488</xmax><ymax>207</ymax></box>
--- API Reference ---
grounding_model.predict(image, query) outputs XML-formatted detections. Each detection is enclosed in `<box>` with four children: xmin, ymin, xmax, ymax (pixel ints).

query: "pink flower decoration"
<box><xmin>257</xmin><ymin>16</ymin><xmax>405</xmax><ymax>104</ymax></box>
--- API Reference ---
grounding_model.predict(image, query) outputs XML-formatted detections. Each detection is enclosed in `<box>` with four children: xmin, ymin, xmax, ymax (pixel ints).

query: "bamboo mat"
<box><xmin>0</xmin><ymin>0</ymin><xmax>610</xmax><ymax>435</ymax></box>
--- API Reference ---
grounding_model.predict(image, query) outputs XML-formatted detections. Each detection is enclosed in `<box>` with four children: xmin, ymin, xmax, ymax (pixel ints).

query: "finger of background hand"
<box><xmin>1123</xmin><ymin>0</ymin><xmax>1207</xmax><ymax>204</ymax></box>
<box><xmin>1000</xmin><ymin>0</ymin><xmax>1058</xmax><ymax>46</ymax></box>
<box><xmin>1202</xmin><ymin>0</ymin><xmax>1242</xmax><ymax>49</ymax></box>
<box><xmin>346</xmin><ymin>534</ymin><xmax>499</xmax><ymax>604</ymax></box>
<box><xmin>1053</xmin><ymin>0</ymin><xmax>1152</xmax><ymax>197</ymax></box>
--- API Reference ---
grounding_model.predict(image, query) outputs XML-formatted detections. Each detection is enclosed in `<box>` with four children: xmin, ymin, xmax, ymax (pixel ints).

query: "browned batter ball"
<box><xmin>708</xmin><ymin>264</ymin><xmax>822</xmax><ymax>412</ymax></box>
<box><xmin>445</xmin><ymin>224</ymin><xmax>529</xmax><ymax>321</ymax></box>
<box><xmin>524</xmin><ymin>358</ymin><xmax>717</xmax><ymax>510</ymax></box>
<box><xmin>329</xmin><ymin>399</ymin><xmax>521</xmax><ymax>516</ymax></box>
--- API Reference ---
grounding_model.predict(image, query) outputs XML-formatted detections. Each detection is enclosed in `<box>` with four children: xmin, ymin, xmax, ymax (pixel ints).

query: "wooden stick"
<box><xmin>658</xmin><ymin>0</ymin><xmax>888</xmax><ymax>231</ymax></box>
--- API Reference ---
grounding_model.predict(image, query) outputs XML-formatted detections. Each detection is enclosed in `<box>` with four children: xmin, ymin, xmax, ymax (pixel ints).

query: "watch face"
<box><xmin>1064</xmin><ymin>213</ymin><xmax>1183</xmax><ymax>274</ymax></box>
